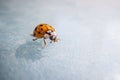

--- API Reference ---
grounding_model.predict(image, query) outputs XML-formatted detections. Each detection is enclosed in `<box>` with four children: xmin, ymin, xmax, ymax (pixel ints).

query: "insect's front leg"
<box><xmin>43</xmin><ymin>38</ymin><xmax>46</xmax><ymax>48</ymax></box>
<box><xmin>33</xmin><ymin>38</ymin><xmax>38</xmax><ymax>41</ymax></box>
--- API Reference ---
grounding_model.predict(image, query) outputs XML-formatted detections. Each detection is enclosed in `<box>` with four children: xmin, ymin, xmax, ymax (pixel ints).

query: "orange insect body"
<box><xmin>33</xmin><ymin>23</ymin><xmax>55</xmax><ymax>38</ymax></box>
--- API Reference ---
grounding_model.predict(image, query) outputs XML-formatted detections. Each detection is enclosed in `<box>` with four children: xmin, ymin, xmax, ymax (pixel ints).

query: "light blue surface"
<box><xmin>0</xmin><ymin>0</ymin><xmax>120</xmax><ymax>80</ymax></box>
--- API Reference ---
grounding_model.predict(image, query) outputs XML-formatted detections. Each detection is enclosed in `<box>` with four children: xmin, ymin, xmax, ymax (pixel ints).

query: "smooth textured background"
<box><xmin>0</xmin><ymin>0</ymin><xmax>120</xmax><ymax>80</ymax></box>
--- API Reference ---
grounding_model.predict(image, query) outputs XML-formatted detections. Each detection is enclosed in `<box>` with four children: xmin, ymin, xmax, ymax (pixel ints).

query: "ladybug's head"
<box><xmin>53</xmin><ymin>37</ymin><xmax>59</xmax><ymax>42</ymax></box>
<box><xmin>45</xmin><ymin>30</ymin><xmax>59</xmax><ymax>42</ymax></box>
<box><xmin>50</xmin><ymin>35</ymin><xmax>58</xmax><ymax>42</ymax></box>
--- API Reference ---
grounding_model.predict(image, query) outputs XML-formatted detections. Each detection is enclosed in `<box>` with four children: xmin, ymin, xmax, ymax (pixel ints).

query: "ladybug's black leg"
<box><xmin>43</xmin><ymin>38</ymin><xmax>46</xmax><ymax>48</ymax></box>
<box><xmin>33</xmin><ymin>38</ymin><xmax>38</xmax><ymax>41</ymax></box>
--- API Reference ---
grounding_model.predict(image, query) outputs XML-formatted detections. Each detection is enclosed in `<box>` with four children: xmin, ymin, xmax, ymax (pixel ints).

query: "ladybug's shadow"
<box><xmin>15</xmin><ymin>41</ymin><xmax>44</xmax><ymax>61</ymax></box>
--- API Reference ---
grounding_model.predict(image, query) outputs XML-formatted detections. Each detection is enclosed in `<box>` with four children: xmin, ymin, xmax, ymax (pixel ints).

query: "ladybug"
<box><xmin>31</xmin><ymin>23</ymin><xmax>59</xmax><ymax>48</ymax></box>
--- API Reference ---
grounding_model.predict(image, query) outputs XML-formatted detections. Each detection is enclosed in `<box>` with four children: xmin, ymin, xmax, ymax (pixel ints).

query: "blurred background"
<box><xmin>0</xmin><ymin>0</ymin><xmax>120</xmax><ymax>80</ymax></box>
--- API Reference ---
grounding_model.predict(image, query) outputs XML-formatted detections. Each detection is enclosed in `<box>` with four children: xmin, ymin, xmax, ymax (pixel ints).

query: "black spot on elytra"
<box><xmin>41</xmin><ymin>28</ymin><xmax>43</xmax><ymax>30</ymax></box>
<box><xmin>38</xmin><ymin>32</ymin><xmax>41</xmax><ymax>34</ymax></box>
<box><xmin>40</xmin><ymin>24</ymin><xmax>43</xmax><ymax>26</ymax></box>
